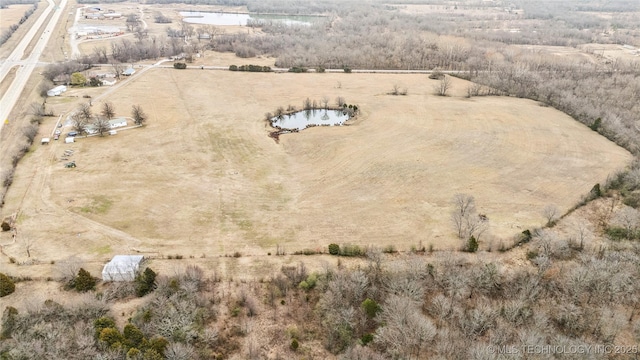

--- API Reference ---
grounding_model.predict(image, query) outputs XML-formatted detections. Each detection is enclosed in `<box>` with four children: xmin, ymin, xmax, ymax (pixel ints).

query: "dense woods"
<box><xmin>2</xmin><ymin>242</ymin><xmax>639</xmax><ymax>359</ymax></box>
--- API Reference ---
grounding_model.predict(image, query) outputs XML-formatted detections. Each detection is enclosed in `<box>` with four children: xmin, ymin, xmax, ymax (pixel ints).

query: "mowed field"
<box><xmin>0</xmin><ymin>70</ymin><xmax>632</xmax><ymax>268</ymax></box>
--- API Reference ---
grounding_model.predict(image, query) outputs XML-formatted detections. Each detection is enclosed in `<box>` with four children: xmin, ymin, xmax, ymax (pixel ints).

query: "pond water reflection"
<box><xmin>270</xmin><ymin>109</ymin><xmax>350</xmax><ymax>131</ymax></box>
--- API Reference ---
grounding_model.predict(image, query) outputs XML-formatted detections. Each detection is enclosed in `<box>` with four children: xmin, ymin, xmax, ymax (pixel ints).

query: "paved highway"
<box><xmin>0</xmin><ymin>0</ymin><xmax>67</xmax><ymax>134</ymax></box>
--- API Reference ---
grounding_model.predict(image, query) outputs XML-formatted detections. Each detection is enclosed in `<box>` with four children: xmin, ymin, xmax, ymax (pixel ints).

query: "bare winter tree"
<box><xmin>435</xmin><ymin>75</ymin><xmax>452</xmax><ymax>96</ymax></box>
<box><xmin>131</xmin><ymin>105</ymin><xmax>147</xmax><ymax>125</ymax></box>
<box><xmin>22</xmin><ymin>236</ymin><xmax>34</xmax><ymax>258</ymax></box>
<box><xmin>70</xmin><ymin>112</ymin><xmax>87</xmax><ymax>134</ymax></box>
<box><xmin>390</xmin><ymin>84</ymin><xmax>408</xmax><ymax>96</ymax></box>
<box><xmin>322</xmin><ymin>96</ymin><xmax>330</xmax><ymax>109</ymax></box>
<box><xmin>543</xmin><ymin>204</ymin><xmax>560</xmax><ymax>226</ymax></box>
<box><xmin>29</xmin><ymin>102</ymin><xmax>46</xmax><ymax>117</ymax></box>
<box><xmin>92</xmin><ymin>117</ymin><xmax>111</xmax><ymax>137</ymax></box>
<box><xmin>335</xmin><ymin>96</ymin><xmax>345</xmax><ymax>107</ymax></box>
<box><xmin>111</xmin><ymin>61</ymin><xmax>123</xmax><ymax>80</ymax></box>
<box><xmin>451</xmin><ymin>193</ymin><xmax>476</xmax><ymax>239</ymax></box>
<box><xmin>56</xmin><ymin>255</ymin><xmax>85</xmax><ymax>281</ymax></box>
<box><xmin>374</xmin><ymin>295</ymin><xmax>437</xmax><ymax>359</ymax></box>
<box><xmin>615</xmin><ymin>207</ymin><xmax>640</xmax><ymax>239</ymax></box>
<box><xmin>466</xmin><ymin>83</ymin><xmax>485</xmax><ymax>98</ymax></box>
<box><xmin>125</xmin><ymin>13</ymin><xmax>140</xmax><ymax>32</ymax></box>
<box><xmin>101</xmin><ymin>101</ymin><xmax>115</xmax><ymax>120</ymax></box>
<box><xmin>303</xmin><ymin>97</ymin><xmax>312</xmax><ymax>110</ymax></box>
<box><xmin>79</xmin><ymin>103</ymin><xmax>92</xmax><ymax>120</ymax></box>
<box><xmin>92</xmin><ymin>46</ymin><xmax>108</xmax><ymax>63</ymax></box>
<box><xmin>22</xmin><ymin>124</ymin><xmax>38</xmax><ymax>143</ymax></box>
<box><xmin>165</xmin><ymin>342</ymin><xmax>195</xmax><ymax>360</ymax></box>
<box><xmin>571</xmin><ymin>219</ymin><xmax>593</xmax><ymax>250</ymax></box>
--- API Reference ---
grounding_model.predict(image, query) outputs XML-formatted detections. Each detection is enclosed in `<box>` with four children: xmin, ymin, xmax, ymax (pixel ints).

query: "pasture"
<box><xmin>0</xmin><ymin>69</ymin><xmax>632</xmax><ymax>271</ymax></box>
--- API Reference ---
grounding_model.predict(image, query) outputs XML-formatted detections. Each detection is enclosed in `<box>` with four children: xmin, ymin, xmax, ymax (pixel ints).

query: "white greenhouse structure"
<box><xmin>102</xmin><ymin>255</ymin><xmax>144</xmax><ymax>281</ymax></box>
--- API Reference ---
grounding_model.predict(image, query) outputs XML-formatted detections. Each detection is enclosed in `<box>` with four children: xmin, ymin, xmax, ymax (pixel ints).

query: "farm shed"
<box><xmin>64</xmin><ymin>137</ymin><xmax>75</xmax><ymax>143</ymax></box>
<box><xmin>122</xmin><ymin>68</ymin><xmax>135</xmax><ymax>76</ymax></box>
<box><xmin>102</xmin><ymin>255</ymin><xmax>144</xmax><ymax>281</ymax></box>
<box><xmin>108</xmin><ymin>117</ymin><xmax>127</xmax><ymax>128</ymax></box>
<box><xmin>47</xmin><ymin>85</ymin><xmax>67</xmax><ymax>97</ymax></box>
<box><xmin>41</xmin><ymin>138</ymin><xmax>50</xmax><ymax>145</ymax></box>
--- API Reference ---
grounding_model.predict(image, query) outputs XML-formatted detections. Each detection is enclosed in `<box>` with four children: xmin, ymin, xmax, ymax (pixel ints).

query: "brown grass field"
<box><xmin>0</xmin><ymin>0</ymin><xmax>47</xmax><ymax>60</ymax></box>
<box><xmin>0</xmin><ymin>4</ymin><xmax>35</xmax><ymax>33</ymax></box>
<box><xmin>0</xmin><ymin>68</ymin><xmax>632</xmax><ymax>276</ymax></box>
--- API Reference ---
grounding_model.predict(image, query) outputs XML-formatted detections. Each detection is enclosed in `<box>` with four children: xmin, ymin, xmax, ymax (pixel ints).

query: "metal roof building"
<box><xmin>102</xmin><ymin>255</ymin><xmax>144</xmax><ymax>281</ymax></box>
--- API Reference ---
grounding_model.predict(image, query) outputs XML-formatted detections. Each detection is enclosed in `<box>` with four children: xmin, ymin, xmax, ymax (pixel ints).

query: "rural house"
<box><xmin>108</xmin><ymin>117</ymin><xmax>127</xmax><ymax>128</ymax></box>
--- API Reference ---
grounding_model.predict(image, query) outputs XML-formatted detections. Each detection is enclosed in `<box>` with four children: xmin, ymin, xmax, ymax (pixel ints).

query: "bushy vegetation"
<box><xmin>173</xmin><ymin>62</ymin><xmax>187</xmax><ymax>69</ymax></box>
<box><xmin>0</xmin><ymin>273</ymin><xmax>15</xmax><ymax>297</ymax></box>
<box><xmin>153</xmin><ymin>13</ymin><xmax>171</xmax><ymax>24</ymax></box>
<box><xmin>328</xmin><ymin>243</ymin><xmax>339</xmax><ymax>255</ymax></box>
<box><xmin>68</xmin><ymin>268</ymin><xmax>97</xmax><ymax>292</ymax></box>
<box><xmin>288</xmin><ymin>66</ymin><xmax>307</xmax><ymax>73</ymax></box>
<box><xmin>1</xmin><ymin>238</ymin><xmax>638</xmax><ymax>358</ymax></box>
<box><xmin>229</xmin><ymin>64</ymin><xmax>271</xmax><ymax>72</ymax></box>
<box><xmin>0</xmin><ymin>297</ymin><xmax>109</xmax><ymax>357</ymax></box>
<box><xmin>327</xmin><ymin>243</ymin><xmax>365</xmax><ymax>257</ymax></box>
<box><xmin>134</xmin><ymin>267</ymin><xmax>157</xmax><ymax>297</ymax></box>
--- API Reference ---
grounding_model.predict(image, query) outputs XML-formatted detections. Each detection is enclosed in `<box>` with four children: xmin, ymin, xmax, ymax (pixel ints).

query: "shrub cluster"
<box><xmin>135</xmin><ymin>267</ymin><xmax>157</xmax><ymax>297</ymax></box>
<box><xmin>95</xmin><ymin>318</ymin><xmax>168</xmax><ymax>358</ymax></box>
<box><xmin>327</xmin><ymin>243</ymin><xmax>365</xmax><ymax>257</ymax></box>
<box><xmin>229</xmin><ymin>64</ymin><xmax>271</xmax><ymax>72</ymax></box>
<box><xmin>68</xmin><ymin>268</ymin><xmax>97</xmax><ymax>292</ymax></box>
<box><xmin>288</xmin><ymin>66</ymin><xmax>307</xmax><ymax>73</ymax></box>
<box><xmin>0</xmin><ymin>273</ymin><xmax>15</xmax><ymax>297</ymax></box>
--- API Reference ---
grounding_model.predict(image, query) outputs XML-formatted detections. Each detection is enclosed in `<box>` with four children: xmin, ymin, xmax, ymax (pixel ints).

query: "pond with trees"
<box><xmin>270</xmin><ymin>109</ymin><xmax>350</xmax><ymax>131</ymax></box>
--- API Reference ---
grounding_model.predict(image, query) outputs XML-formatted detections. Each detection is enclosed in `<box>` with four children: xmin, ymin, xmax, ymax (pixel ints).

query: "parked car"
<box><xmin>68</xmin><ymin>131</ymin><xmax>78</xmax><ymax>137</ymax></box>
<box><xmin>55</xmin><ymin>130</ymin><xmax>61</xmax><ymax>135</ymax></box>
<box><xmin>54</xmin><ymin>134</ymin><xmax>60</xmax><ymax>140</ymax></box>
<box><xmin>57</xmin><ymin>123</ymin><xmax>62</xmax><ymax>128</ymax></box>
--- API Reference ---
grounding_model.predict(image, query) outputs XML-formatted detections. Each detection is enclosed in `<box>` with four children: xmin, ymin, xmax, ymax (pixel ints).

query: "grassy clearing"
<box><xmin>78</xmin><ymin>195</ymin><xmax>113</xmax><ymax>214</ymax></box>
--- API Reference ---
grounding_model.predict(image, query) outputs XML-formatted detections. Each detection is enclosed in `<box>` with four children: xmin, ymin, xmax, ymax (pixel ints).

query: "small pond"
<box><xmin>179</xmin><ymin>11</ymin><xmax>318</xmax><ymax>26</ymax></box>
<box><xmin>270</xmin><ymin>109</ymin><xmax>350</xmax><ymax>131</ymax></box>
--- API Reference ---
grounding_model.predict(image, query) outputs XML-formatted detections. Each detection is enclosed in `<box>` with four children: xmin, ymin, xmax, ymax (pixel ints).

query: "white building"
<box><xmin>122</xmin><ymin>68</ymin><xmax>136</xmax><ymax>76</ymax></box>
<box><xmin>103</xmin><ymin>12</ymin><xmax>122</xmax><ymax>19</ymax></box>
<box><xmin>47</xmin><ymin>85</ymin><xmax>67</xmax><ymax>97</ymax></box>
<box><xmin>65</xmin><ymin>137</ymin><xmax>75</xmax><ymax>143</ymax></box>
<box><xmin>102</xmin><ymin>255</ymin><xmax>144</xmax><ymax>282</ymax></box>
<box><xmin>84</xmin><ymin>124</ymin><xmax>98</xmax><ymax>135</ymax></box>
<box><xmin>108</xmin><ymin>117</ymin><xmax>127</xmax><ymax>128</ymax></box>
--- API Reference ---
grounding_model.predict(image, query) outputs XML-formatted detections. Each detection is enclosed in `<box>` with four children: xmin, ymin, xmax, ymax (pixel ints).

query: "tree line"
<box><xmin>0</xmin><ymin>2</ymin><xmax>37</xmax><ymax>46</ymax></box>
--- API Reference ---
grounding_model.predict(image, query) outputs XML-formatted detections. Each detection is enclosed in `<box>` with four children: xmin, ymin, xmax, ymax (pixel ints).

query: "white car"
<box><xmin>54</xmin><ymin>129</ymin><xmax>61</xmax><ymax>135</ymax></box>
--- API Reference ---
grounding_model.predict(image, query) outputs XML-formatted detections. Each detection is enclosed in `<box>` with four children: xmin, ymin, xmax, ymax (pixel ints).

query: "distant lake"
<box><xmin>179</xmin><ymin>11</ymin><xmax>320</xmax><ymax>26</ymax></box>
